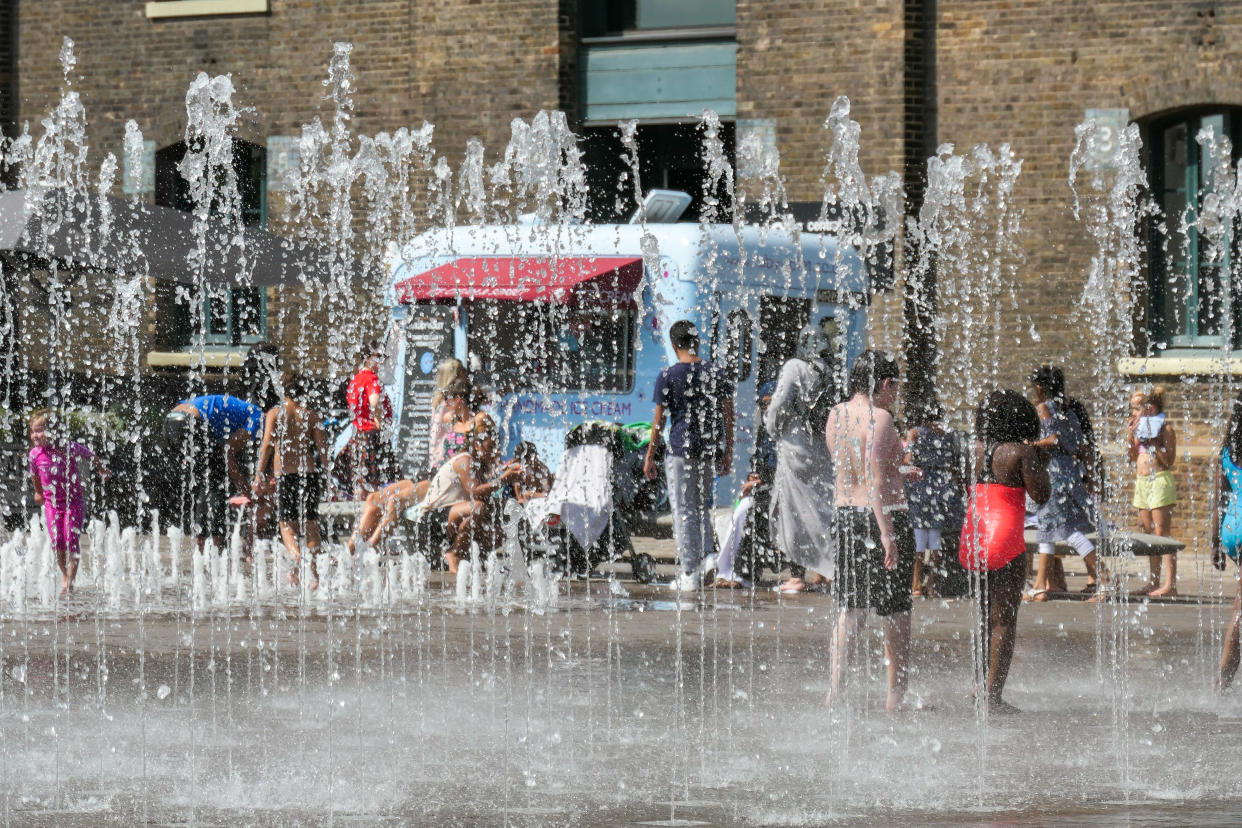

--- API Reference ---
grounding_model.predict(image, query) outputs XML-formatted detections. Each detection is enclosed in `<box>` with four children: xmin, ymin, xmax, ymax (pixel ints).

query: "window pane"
<box><xmin>232</xmin><ymin>286</ymin><xmax>264</xmax><ymax>341</ymax></box>
<box><xmin>1161</xmin><ymin>121</ymin><xmax>1190</xmax><ymax>339</ymax></box>
<box><xmin>550</xmin><ymin>308</ymin><xmax>635</xmax><ymax>392</ymax></box>
<box><xmin>635</xmin><ymin>0</ymin><xmax>734</xmax><ymax>29</ymax></box>
<box><xmin>1198</xmin><ymin>114</ymin><xmax>1229</xmax><ymax>338</ymax></box>
<box><xmin>205</xmin><ymin>287</ymin><xmax>230</xmax><ymax>337</ymax></box>
<box><xmin>466</xmin><ymin>301</ymin><xmax>552</xmax><ymax>393</ymax></box>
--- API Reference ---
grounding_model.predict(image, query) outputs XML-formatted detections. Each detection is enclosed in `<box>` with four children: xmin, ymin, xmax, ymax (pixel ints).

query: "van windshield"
<box><xmin>467</xmin><ymin>301</ymin><xmax>636</xmax><ymax>394</ymax></box>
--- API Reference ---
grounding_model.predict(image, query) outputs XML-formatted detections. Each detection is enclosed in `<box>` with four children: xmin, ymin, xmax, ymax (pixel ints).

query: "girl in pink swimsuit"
<box><xmin>28</xmin><ymin>409</ymin><xmax>109</xmax><ymax>595</ymax></box>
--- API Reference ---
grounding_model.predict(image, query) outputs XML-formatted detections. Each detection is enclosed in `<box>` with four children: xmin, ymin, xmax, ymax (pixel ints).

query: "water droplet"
<box><xmin>157</xmin><ymin>684</ymin><xmax>171</xmax><ymax>700</ymax></box>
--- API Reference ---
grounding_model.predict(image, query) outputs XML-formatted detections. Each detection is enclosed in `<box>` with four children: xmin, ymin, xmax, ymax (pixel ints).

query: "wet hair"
<box><xmin>358</xmin><ymin>338</ymin><xmax>384</xmax><ymax>366</ymax></box>
<box><xmin>513</xmin><ymin>441</ymin><xmax>540</xmax><ymax>464</ymax></box>
<box><xmin>28</xmin><ymin>407</ymin><xmax>54</xmax><ymax>430</ymax></box>
<box><xmin>433</xmin><ymin>360</ymin><xmax>472</xmax><ymax>411</ymax></box>
<box><xmin>283</xmin><ymin>371</ymin><xmax>309</xmax><ymax>401</ymax></box>
<box><xmin>1137</xmin><ymin>385</ymin><xmax>1167</xmax><ymax>413</ymax></box>
<box><xmin>847</xmin><ymin>349</ymin><xmax>899</xmax><ymax>397</ymax></box>
<box><xmin>975</xmin><ymin>389</ymin><xmax>1039</xmax><ymax>444</ymax></box>
<box><xmin>1028</xmin><ymin>364</ymin><xmax>1065</xmax><ymax>401</ymax></box>
<box><xmin>669</xmin><ymin>320</ymin><xmax>699</xmax><ymax>352</ymax></box>
<box><xmin>433</xmin><ymin>358</ymin><xmax>467</xmax><ymax>392</ymax></box>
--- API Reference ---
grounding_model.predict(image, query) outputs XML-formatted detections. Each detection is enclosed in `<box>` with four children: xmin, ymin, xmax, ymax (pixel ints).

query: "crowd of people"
<box><xmin>47</xmin><ymin>339</ymin><xmax>555</xmax><ymax>593</ymax></box>
<box><xmin>20</xmin><ymin>321</ymin><xmax>1242</xmax><ymax>702</ymax></box>
<box><xmin>642</xmin><ymin>319</ymin><xmax>1242</xmax><ymax>706</ymax></box>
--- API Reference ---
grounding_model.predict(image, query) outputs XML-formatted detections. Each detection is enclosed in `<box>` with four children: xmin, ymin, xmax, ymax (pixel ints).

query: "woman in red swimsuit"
<box><xmin>960</xmin><ymin>390</ymin><xmax>1050</xmax><ymax>714</ymax></box>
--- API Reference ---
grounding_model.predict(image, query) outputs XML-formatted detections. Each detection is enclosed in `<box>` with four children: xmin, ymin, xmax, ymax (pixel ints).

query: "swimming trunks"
<box><xmin>831</xmin><ymin>507</ymin><xmax>915</xmax><ymax>616</ymax></box>
<box><xmin>276</xmin><ymin>473</ymin><xmax>324</xmax><ymax>524</ymax></box>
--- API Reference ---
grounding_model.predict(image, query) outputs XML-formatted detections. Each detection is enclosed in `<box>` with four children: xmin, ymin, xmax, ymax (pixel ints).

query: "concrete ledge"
<box><xmin>146</xmin><ymin>0</ymin><xmax>268</xmax><ymax>18</ymax></box>
<box><xmin>147</xmin><ymin>350</ymin><xmax>248</xmax><ymax>369</ymax></box>
<box><xmin>1024</xmin><ymin>530</ymin><xmax>1183</xmax><ymax>557</ymax></box>
<box><xmin>1117</xmin><ymin>356</ymin><xmax>1242</xmax><ymax>377</ymax></box>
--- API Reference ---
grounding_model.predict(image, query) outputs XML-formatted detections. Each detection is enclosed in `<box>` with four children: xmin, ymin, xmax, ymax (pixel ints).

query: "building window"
<box><xmin>580</xmin><ymin>122</ymin><xmax>735</xmax><ymax>222</ymax></box>
<box><xmin>155</xmin><ymin>138</ymin><xmax>267</xmax><ymax>347</ymax></box>
<box><xmin>1147</xmin><ymin>107</ymin><xmax>1242</xmax><ymax>352</ymax></box>
<box><xmin>580</xmin><ymin>0</ymin><xmax>735</xmax><ymax>36</ymax></box>
<box><xmin>578</xmin><ymin>0</ymin><xmax>736</xmax><ymax>223</ymax></box>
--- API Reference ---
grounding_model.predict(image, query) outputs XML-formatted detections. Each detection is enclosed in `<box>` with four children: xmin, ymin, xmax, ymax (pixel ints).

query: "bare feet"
<box><xmin>778</xmin><ymin>577</ymin><xmax>805</xmax><ymax>593</ymax></box>
<box><xmin>1147</xmin><ymin>586</ymin><xmax>1178</xmax><ymax>598</ymax></box>
<box><xmin>988</xmin><ymin>699</ymin><xmax>1021</xmax><ymax>715</ymax></box>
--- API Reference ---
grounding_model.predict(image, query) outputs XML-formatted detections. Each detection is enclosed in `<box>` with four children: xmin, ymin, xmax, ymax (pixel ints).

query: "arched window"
<box><xmin>1146</xmin><ymin>107</ymin><xmax>1242</xmax><ymax>351</ymax></box>
<box><xmin>155</xmin><ymin>138</ymin><xmax>267</xmax><ymax>347</ymax></box>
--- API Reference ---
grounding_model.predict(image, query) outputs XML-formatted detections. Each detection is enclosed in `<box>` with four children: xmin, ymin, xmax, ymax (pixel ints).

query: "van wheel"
<box><xmin>631</xmin><ymin>553</ymin><xmax>656</xmax><ymax>584</ymax></box>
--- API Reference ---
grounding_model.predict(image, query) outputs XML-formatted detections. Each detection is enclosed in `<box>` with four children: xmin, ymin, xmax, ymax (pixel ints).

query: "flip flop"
<box><xmin>1080</xmin><ymin>582</ymin><xmax>1099</xmax><ymax>595</ymax></box>
<box><xmin>1022</xmin><ymin>588</ymin><xmax>1048</xmax><ymax>603</ymax></box>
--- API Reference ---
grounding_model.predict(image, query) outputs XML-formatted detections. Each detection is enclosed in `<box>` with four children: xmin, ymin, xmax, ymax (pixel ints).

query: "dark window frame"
<box><xmin>155</xmin><ymin>138</ymin><xmax>268</xmax><ymax>348</ymax></box>
<box><xmin>1146</xmin><ymin>106</ymin><xmax>1242</xmax><ymax>352</ymax></box>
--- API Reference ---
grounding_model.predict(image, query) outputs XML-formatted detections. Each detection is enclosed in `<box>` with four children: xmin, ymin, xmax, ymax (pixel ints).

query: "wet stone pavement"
<box><xmin>0</xmin><ymin>562</ymin><xmax>1241</xmax><ymax>826</ymax></box>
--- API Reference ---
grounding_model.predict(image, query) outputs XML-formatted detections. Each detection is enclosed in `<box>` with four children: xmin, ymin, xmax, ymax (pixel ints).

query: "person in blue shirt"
<box><xmin>163</xmin><ymin>393</ymin><xmax>264</xmax><ymax>545</ymax></box>
<box><xmin>643</xmin><ymin>320</ymin><xmax>734</xmax><ymax>591</ymax></box>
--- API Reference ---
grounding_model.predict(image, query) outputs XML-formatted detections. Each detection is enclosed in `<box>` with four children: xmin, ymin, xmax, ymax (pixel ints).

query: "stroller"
<box><xmin>518</xmin><ymin>421</ymin><xmax>658</xmax><ymax>583</ymax></box>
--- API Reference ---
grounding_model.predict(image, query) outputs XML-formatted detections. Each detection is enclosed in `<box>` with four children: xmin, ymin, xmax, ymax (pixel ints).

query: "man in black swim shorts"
<box><xmin>824</xmin><ymin>350</ymin><xmax>919</xmax><ymax>713</ymax></box>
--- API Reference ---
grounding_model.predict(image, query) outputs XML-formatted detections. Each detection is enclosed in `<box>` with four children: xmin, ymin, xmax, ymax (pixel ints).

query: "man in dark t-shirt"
<box><xmin>643</xmin><ymin>320</ymin><xmax>734</xmax><ymax>591</ymax></box>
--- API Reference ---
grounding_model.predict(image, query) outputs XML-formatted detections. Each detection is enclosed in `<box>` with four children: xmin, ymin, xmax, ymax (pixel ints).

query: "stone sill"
<box><xmin>147</xmin><ymin>350</ymin><xmax>247</xmax><ymax>369</ymax></box>
<box><xmin>146</xmin><ymin>0</ymin><xmax>268</xmax><ymax>19</ymax></box>
<box><xmin>1116</xmin><ymin>356</ymin><xmax>1242</xmax><ymax>377</ymax></box>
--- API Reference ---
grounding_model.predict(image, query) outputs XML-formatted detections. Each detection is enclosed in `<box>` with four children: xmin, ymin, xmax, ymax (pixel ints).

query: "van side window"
<box><xmin>551</xmin><ymin>307</ymin><xmax>637</xmax><ymax>392</ymax></box>
<box><xmin>466</xmin><ymin>301</ymin><xmax>637</xmax><ymax>394</ymax></box>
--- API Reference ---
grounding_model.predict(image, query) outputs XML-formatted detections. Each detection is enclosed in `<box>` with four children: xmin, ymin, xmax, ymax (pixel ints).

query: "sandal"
<box><xmin>1080</xmin><ymin>582</ymin><xmax>1099</xmax><ymax>595</ymax></box>
<box><xmin>1022</xmin><ymin>588</ymin><xmax>1048</xmax><ymax>603</ymax></box>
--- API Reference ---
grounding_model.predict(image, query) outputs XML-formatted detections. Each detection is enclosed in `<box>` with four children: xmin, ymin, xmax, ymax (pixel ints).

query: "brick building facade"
<box><xmin>4</xmin><ymin>0</ymin><xmax>1241</xmax><ymax>540</ymax></box>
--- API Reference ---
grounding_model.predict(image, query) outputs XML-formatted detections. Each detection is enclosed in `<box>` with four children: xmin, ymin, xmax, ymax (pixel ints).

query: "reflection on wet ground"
<box><xmin>2</xmin><ymin>586</ymin><xmax>1242</xmax><ymax>826</ymax></box>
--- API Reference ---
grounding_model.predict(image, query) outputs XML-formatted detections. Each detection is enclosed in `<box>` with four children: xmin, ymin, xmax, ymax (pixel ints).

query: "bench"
<box><xmin>1023</xmin><ymin>530</ymin><xmax>1184</xmax><ymax>557</ymax></box>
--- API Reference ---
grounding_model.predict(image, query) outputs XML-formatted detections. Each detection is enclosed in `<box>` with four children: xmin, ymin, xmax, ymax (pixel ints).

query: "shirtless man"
<box><xmin>823</xmin><ymin>349</ymin><xmax>916</xmax><ymax>712</ymax></box>
<box><xmin>254</xmin><ymin>372</ymin><xmax>329</xmax><ymax>589</ymax></box>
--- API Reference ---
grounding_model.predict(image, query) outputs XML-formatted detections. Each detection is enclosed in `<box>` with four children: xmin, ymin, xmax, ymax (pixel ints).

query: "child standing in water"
<box><xmin>1129</xmin><ymin>386</ymin><xmax>1177</xmax><ymax>597</ymax></box>
<box><xmin>904</xmin><ymin>400</ymin><xmax>965</xmax><ymax>598</ymax></box>
<box><xmin>253</xmin><ymin>373</ymin><xmax>329</xmax><ymax>590</ymax></box>
<box><xmin>28</xmin><ymin>409</ymin><xmax>110</xmax><ymax>595</ymax></box>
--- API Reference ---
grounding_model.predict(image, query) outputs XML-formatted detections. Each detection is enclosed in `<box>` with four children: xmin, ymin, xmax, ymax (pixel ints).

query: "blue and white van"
<box><xmin>383</xmin><ymin>218</ymin><xmax>873</xmax><ymax>507</ymax></box>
